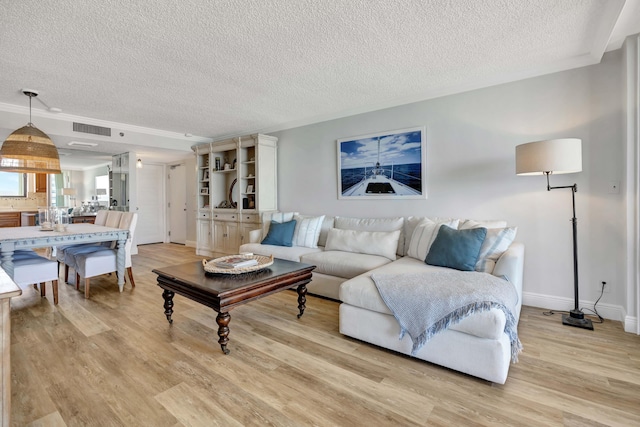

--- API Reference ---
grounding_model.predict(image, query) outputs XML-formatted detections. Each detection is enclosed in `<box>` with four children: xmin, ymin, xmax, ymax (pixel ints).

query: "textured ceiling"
<box><xmin>0</xmin><ymin>0</ymin><xmax>638</xmax><ymax>168</ymax></box>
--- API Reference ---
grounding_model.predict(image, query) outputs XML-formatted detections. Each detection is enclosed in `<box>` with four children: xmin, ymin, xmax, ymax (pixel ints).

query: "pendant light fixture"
<box><xmin>0</xmin><ymin>89</ymin><xmax>61</xmax><ymax>174</ymax></box>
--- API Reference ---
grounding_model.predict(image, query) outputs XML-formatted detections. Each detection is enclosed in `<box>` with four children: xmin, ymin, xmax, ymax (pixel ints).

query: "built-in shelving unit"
<box><xmin>192</xmin><ymin>134</ymin><xmax>278</xmax><ymax>256</ymax></box>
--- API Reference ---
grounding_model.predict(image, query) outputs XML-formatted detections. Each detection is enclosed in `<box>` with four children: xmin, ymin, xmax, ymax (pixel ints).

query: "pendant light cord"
<box><xmin>28</xmin><ymin>92</ymin><xmax>33</xmax><ymax>126</ymax></box>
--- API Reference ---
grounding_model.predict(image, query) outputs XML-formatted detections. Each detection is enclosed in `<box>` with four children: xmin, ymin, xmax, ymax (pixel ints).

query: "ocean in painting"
<box><xmin>341</xmin><ymin>163</ymin><xmax>422</xmax><ymax>194</ymax></box>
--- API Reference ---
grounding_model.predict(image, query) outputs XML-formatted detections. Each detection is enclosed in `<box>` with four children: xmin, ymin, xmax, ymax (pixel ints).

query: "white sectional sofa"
<box><xmin>239</xmin><ymin>212</ymin><xmax>524</xmax><ymax>384</ymax></box>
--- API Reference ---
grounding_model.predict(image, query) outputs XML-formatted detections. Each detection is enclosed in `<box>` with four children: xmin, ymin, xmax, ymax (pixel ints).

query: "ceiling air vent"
<box><xmin>73</xmin><ymin>122</ymin><xmax>111</xmax><ymax>137</ymax></box>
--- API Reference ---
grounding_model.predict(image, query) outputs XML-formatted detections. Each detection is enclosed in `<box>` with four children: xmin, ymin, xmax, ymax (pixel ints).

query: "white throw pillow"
<box><xmin>334</xmin><ymin>216</ymin><xmax>404</xmax><ymax>255</ymax></box>
<box><xmin>292</xmin><ymin>214</ymin><xmax>325</xmax><ymax>248</ymax></box>
<box><xmin>407</xmin><ymin>219</ymin><xmax>459</xmax><ymax>261</ymax></box>
<box><xmin>475</xmin><ymin>227</ymin><xmax>518</xmax><ymax>273</ymax></box>
<box><xmin>325</xmin><ymin>228</ymin><xmax>401</xmax><ymax>261</ymax></box>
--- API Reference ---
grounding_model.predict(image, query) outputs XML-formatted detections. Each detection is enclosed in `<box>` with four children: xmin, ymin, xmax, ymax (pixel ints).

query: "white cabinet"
<box><xmin>213</xmin><ymin>219</ymin><xmax>239</xmax><ymax>254</ymax></box>
<box><xmin>197</xmin><ymin>218</ymin><xmax>212</xmax><ymax>254</ymax></box>
<box><xmin>192</xmin><ymin>134</ymin><xmax>277</xmax><ymax>255</ymax></box>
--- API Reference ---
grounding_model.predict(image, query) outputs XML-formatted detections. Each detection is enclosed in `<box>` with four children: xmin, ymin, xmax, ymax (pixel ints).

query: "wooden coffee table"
<box><xmin>152</xmin><ymin>258</ymin><xmax>315</xmax><ymax>354</ymax></box>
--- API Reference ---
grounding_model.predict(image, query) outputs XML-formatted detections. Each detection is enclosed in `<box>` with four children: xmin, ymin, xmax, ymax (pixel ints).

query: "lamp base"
<box><xmin>562</xmin><ymin>310</ymin><xmax>594</xmax><ymax>330</ymax></box>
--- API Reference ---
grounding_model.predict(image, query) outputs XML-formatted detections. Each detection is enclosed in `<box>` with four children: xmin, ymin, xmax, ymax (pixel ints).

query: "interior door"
<box><xmin>136</xmin><ymin>163</ymin><xmax>166</xmax><ymax>244</ymax></box>
<box><xmin>169</xmin><ymin>164</ymin><xmax>187</xmax><ymax>244</ymax></box>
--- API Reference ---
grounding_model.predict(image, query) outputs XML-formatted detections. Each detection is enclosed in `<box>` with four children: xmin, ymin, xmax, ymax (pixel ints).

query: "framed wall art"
<box><xmin>337</xmin><ymin>126</ymin><xmax>426</xmax><ymax>200</ymax></box>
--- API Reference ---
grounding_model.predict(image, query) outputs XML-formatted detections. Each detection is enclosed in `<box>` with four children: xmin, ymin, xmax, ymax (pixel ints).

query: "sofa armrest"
<box><xmin>493</xmin><ymin>242</ymin><xmax>525</xmax><ymax>300</ymax></box>
<box><xmin>248</xmin><ymin>229</ymin><xmax>263</xmax><ymax>244</ymax></box>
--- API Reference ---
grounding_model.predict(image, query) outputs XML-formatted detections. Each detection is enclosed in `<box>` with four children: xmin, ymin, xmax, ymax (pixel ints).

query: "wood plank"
<box><xmin>25</xmin><ymin>411</ymin><xmax>67</xmax><ymax>427</ymax></box>
<box><xmin>6</xmin><ymin>243</ymin><xmax>640</xmax><ymax>426</ymax></box>
<box><xmin>155</xmin><ymin>382</ymin><xmax>243</xmax><ymax>427</ymax></box>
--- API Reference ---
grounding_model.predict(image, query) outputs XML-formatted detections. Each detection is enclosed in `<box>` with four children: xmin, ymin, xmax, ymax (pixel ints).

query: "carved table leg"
<box><xmin>297</xmin><ymin>284</ymin><xmax>307</xmax><ymax>318</ymax></box>
<box><xmin>162</xmin><ymin>289</ymin><xmax>174</xmax><ymax>324</ymax></box>
<box><xmin>216</xmin><ymin>311</ymin><xmax>231</xmax><ymax>355</ymax></box>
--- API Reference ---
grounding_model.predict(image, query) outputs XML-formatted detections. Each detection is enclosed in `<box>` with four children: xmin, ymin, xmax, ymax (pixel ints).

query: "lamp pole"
<box><xmin>545</xmin><ymin>172</ymin><xmax>593</xmax><ymax>330</ymax></box>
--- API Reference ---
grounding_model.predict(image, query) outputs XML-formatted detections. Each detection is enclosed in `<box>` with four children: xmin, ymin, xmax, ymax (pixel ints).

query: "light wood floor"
<box><xmin>9</xmin><ymin>243</ymin><xmax>640</xmax><ymax>426</ymax></box>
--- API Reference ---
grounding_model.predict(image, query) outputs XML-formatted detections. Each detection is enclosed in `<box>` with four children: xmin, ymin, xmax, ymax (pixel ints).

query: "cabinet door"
<box><xmin>35</xmin><ymin>173</ymin><xmax>47</xmax><ymax>193</ymax></box>
<box><xmin>225</xmin><ymin>221</ymin><xmax>239</xmax><ymax>253</ymax></box>
<box><xmin>0</xmin><ymin>212</ymin><xmax>21</xmax><ymax>227</ymax></box>
<box><xmin>213</xmin><ymin>220</ymin><xmax>240</xmax><ymax>254</ymax></box>
<box><xmin>197</xmin><ymin>220</ymin><xmax>212</xmax><ymax>252</ymax></box>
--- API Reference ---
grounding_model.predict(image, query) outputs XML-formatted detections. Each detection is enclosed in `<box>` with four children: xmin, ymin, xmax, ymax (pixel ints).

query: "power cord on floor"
<box><xmin>580</xmin><ymin>281</ymin><xmax>605</xmax><ymax>323</ymax></box>
<box><xmin>542</xmin><ymin>281</ymin><xmax>605</xmax><ymax>323</ymax></box>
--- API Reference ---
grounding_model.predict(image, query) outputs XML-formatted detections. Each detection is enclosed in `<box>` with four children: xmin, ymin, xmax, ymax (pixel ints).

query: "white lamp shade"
<box><xmin>515</xmin><ymin>138</ymin><xmax>582</xmax><ymax>175</ymax></box>
<box><xmin>61</xmin><ymin>187</ymin><xmax>77</xmax><ymax>196</ymax></box>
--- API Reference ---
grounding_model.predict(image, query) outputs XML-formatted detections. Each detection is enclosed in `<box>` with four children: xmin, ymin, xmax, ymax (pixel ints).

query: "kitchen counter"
<box><xmin>69</xmin><ymin>214</ymin><xmax>97</xmax><ymax>224</ymax></box>
<box><xmin>0</xmin><ymin>210</ymin><xmax>103</xmax><ymax>227</ymax></box>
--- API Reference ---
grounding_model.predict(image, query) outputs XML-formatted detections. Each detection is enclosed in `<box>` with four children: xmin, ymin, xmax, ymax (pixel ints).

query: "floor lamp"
<box><xmin>515</xmin><ymin>138</ymin><xmax>593</xmax><ymax>330</ymax></box>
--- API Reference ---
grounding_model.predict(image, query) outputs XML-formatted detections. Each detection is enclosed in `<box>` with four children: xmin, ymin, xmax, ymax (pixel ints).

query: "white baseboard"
<box><xmin>185</xmin><ymin>240</ymin><xmax>197</xmax><ymax>248</ymax></box>
<box><xmin>522</xmin><ymin>292</ymin><xmax>625</xmax><ymax>323</ymax></box>
<box><xmin>624</xmin><ymin>315</ymin><xmax>638</xmax><ymax>334</ymax></box>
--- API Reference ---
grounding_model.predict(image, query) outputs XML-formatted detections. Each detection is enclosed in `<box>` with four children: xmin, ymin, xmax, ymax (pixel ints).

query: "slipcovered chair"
<box><xmin>12</xmin><ymin>251</ymin><xmax>59</xmax><ymax>304</ymax></box>
<box><xmin>63</xmin><ymin>210</ymin><xmax>126</xmax><ymax>273</ymax></box>
<box><xmin>93</xmin><ymin>209</ymin><xmax>108</xmax><ymax>226</ymax></box>
<box><xmin>104</xmin><ymin>210</ymin><xmax>123</xmax><ymax>228</ymax></box>
<box><xmin>58</xmin><ymin>210</ymin><xmax>117</xmax><ymax>282</ymax></box>
<box><xmin>73</xmin><ymin>212</ymin><xmax>138</xmax><ymax>298</ymax></box>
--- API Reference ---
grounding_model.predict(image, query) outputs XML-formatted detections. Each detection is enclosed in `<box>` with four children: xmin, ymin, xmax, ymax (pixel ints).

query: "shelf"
<box><xmin>213</xmin><ymin>169</ymin><xmax>237</xmax><ymax>174</ymax></box>
<box><xmin>243</xmin><ymin>160</ymin><xmax>255</xmax><ymax>164</ymax></box>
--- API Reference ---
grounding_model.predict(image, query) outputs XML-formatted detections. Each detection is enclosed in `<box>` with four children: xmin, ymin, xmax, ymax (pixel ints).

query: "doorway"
<box><xmin>136</xmin><ymin>163</ymin><xmax>166</xmax><ymax>244</ymax></box>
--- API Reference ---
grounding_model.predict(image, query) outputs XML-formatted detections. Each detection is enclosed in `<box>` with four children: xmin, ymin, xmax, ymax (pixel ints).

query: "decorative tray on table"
<box><xmin>202</xmin><ymin>254</ymin><xmax>274</xmax><ymax>274</ymax></box>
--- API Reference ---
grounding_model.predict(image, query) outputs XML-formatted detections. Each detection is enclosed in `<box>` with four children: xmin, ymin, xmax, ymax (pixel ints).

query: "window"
<box><xmin>0</xmin><ymin>172</ymin><xmax>27</xmax><ymax>197</ymax></box>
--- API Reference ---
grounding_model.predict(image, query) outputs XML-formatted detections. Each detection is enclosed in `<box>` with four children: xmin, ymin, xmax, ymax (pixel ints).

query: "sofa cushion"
<box><xmin>339</xmin><ymin>257</ymin><xmax>507</xmax><ymax>340</ymax></box>
<box><xmin>239</xmin><ymin>243</ymin><xmax>322</xmax><ymax>262</ymax></box>
<box><xmin>292</xmin><ymin>214</ymin><xmax>325</xmax><ymax>248</ymax></box>
<box><xmin>325</xmin><ymin>228</ymin><xmax>400</xmax><ymax>261</ymax></box>
<box><xmin>261</xmin><ymin>220</ymin><xmax>297</xmax><ymax>247</ymax></box>
<box><xmin>334</xmin><ymin>216</ymin><xmax>404</xmax><ymax>255</ymax></box>
<box><xmin>317</xmin><ymin>215</ymin><xmax>335</xmax><ymax>247</ymax></box>
<box><xmin>301</xmin><ymin>250</ymin><xmax>392</xmax><ymax>279</ymax></box>
<box><xmin>407</xmin><ymin>218</ymin><xmax>459</xmax><ymax>261</ymax></box>
<box><xmin>425</xmin><ymin>225</ymin><xmax>487</xmax><ymax>271</ymax></box>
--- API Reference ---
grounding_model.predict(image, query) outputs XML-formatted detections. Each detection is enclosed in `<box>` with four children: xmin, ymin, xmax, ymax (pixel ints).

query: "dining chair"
<box><xmin>12</xmin><ymin>251</ymin><xmax>59</xmax><ymax>304</ymax></box>
<box><xmin>58</xmin><ymin>209</ymin><xmax>116</xmax><ymax>282</ymax></box>
<box><xmin>104</xmin><ymin>210</ymin><xmax>123</xmax><ymax>228</ymax></box>
<box><xmin>73</xmin><ymin>212</ymin><xmax>138</xmax><ymax>298</ymax></box>
<box><xmin>94</xmin><ymin>209</ymin><xmax>109</xmax><ymax>226</ymax></box>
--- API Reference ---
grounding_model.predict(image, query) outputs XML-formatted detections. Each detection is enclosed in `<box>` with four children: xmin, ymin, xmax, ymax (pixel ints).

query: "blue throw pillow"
<box><xmin>425</xmin><ymin>225</ymin><xmax>487</xmax><ymax>271</ymax></box>
<box><xmin>261</xmin><ymin>220</ymin><xmax>297</xmax><ymax>247</ymax></box>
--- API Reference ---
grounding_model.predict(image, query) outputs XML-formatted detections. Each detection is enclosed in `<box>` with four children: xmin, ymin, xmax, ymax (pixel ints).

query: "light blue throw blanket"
<box><xmin>372</xmin><ymin>270</ymin><xmax>522</xmax><ymax>362</ymax></box>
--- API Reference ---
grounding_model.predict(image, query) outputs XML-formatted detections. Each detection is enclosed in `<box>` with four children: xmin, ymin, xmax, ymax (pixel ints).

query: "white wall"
<box><xmin>272</xmin><ymin>49</ymin><xmax>627</xmax><ymax>319</ymax></box>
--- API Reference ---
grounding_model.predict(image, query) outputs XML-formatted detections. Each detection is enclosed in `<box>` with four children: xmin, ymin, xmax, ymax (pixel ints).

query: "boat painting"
<box><xmin>337</xmin><ymin>127</ymin><xmax>426</xmax><ymax>200</ymax></box>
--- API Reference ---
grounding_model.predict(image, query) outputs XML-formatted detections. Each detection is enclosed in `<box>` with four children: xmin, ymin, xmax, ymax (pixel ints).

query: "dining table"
<box><xmin>0</xmin><ymin>223</ymin><xmax>130</xmax><ymax>291</ymax></box>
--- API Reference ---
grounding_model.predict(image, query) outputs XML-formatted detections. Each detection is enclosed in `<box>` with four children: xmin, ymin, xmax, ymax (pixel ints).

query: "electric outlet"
<box><xmin>600</xmin><ymin>281</ymin><xmax>611</xmax><ymax>294</ymax></box>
